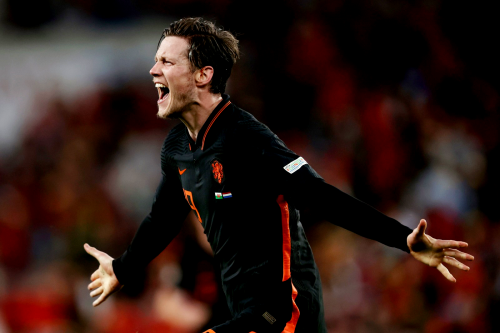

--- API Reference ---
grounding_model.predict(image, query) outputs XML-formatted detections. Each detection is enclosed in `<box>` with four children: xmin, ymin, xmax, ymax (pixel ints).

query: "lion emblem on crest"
<box><xmin>211</xmin><ymin>160</ymin><xmax>224</xmax><ymax>184</ymax></box>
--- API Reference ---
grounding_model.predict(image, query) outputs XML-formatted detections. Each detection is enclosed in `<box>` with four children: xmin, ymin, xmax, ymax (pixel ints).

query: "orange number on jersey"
<box><xmin>183</xmin><ymin>189</ymin><xmax>202</xmax><ymax>223</ymax></box>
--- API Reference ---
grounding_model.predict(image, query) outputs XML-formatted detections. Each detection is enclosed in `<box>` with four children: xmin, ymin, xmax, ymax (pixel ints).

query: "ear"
<box><xmin>195</xmin><ymin>66</ymin><xmax>214</xmax><ymax>87</ymax></box>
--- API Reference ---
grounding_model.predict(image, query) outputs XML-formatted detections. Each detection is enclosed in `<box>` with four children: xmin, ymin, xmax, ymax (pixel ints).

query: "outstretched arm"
<box><xmin>261</xmin><ymin>136</ymin><xmax>474</xmax><ymax>281</ymax></box>
<box><xmin>262</xmin><ymin>137</ymin><xmax>412</xmax><ymax>252</ymax></box>
<box><xmin>84</xmin><ymin>170</ymin><xmax>190</xmax><ymax>306</ymax></box>
<box><xmin>407</xmin><ymin>219</ymin><xmax>474</xmax><ymax>282</ymax></box>
<box><xmin>111</xmin><ymin>173</ymin><xmax>190</xmax><ymax>286</ymax></box>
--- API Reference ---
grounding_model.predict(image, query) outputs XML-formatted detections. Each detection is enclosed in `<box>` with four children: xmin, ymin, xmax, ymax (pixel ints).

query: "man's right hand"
<box><xmin>84</xmin><ymin>243</ymin><xmax>122</xmax><ymax>306</ymax></box>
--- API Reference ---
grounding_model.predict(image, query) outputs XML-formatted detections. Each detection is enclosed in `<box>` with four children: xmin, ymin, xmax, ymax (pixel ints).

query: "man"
<box><xmin>84</xmin><ymin>17</ymin><xmax>474</xmax><ymax>333</ymax></box>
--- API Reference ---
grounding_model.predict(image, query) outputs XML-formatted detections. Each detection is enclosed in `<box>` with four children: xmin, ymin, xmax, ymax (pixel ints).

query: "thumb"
<box><xmin>416</xmin><ymin>219</ymin><xmax>427</xmax><ymax>237</ymax></box>
<box><xmin>84</xmin><ymin>243</ymin><xmax>102</xmax><ymax>261</ymax></box>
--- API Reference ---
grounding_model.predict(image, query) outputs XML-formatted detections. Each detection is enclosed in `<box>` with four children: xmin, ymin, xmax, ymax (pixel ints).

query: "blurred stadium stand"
<box><xmin>0</xmin><ymin>0</ymin><xmax>499</xmax><ymax>332</ymax></box>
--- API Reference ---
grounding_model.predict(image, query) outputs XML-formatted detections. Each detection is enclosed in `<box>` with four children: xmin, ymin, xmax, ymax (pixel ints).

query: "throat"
<box><xmin>187</xmin><ymin>128</ymin><xmax>198</xmax><ymax>143</ymax></box>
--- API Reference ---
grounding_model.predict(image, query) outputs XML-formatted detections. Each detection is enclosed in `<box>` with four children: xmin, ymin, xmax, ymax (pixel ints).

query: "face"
<box><xmin>150</xmin><ymin>36</ymin><xmax>196</xmax><ymax>119</ymax></box>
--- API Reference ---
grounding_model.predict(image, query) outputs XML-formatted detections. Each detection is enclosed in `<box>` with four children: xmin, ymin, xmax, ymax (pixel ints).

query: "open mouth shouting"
<box><xmin>155</xmin><ymin>83</ymin><xmax>170</xmax><ymax>104</ymax></box>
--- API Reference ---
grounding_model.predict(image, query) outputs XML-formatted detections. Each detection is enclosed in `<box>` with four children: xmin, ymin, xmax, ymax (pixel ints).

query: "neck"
<box><xmin>180</xmin><ymin>93</ymin><xmax>223</xmax><ymax>141</ymax></box>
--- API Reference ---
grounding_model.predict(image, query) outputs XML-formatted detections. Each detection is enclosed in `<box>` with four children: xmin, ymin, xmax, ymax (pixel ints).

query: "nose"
<box><xmin>150</xmin><ymin>62</ymin><xmax>161</xmax><ymax>77</ymax></box>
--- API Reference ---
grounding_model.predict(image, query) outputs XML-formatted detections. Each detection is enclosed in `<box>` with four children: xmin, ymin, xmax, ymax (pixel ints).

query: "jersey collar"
<box><xmin>187</xmin><ymin>94</ymin><xmax>232</xmax><ymax>151</ymax></box>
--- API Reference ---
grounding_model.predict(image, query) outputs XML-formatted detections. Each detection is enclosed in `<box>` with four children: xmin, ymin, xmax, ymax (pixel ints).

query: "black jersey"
<box><xmin>112</xmin><ymin>95</ymin><xmax>413</xmax><ymax>333</ymax></box>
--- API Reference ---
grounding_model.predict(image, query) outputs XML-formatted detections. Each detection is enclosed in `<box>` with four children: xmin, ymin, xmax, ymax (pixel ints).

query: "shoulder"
<box><xmin>161</xmin><ymin>123</ymin><xmax>186</xmax><ymax>154</ymax></box>
<box><xmin>228</xmin><ymin>105</ymin><xmax>278</xmax><ymax>148</ymax></box>
<box><xmin>160</xmin><ymin>122</ymin><xmax>186</xmax><ymax>170</ymax></box>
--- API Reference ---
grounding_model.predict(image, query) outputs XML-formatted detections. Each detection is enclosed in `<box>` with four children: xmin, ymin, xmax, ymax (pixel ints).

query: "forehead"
<box><xmin>155</xmin><ymin>36</ymin><xmax>190</xmax><ymax>61</ymax></box>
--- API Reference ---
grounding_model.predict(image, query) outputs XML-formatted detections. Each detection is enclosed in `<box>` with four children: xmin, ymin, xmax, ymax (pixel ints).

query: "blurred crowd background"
<box><xmin>0</xmin><ymin>0</ymin><xmax>499</xmax><ymax>332</ymax></box>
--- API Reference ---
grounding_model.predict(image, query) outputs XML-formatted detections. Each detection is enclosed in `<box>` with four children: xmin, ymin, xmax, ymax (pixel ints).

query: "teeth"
<box><xmin>155</xmin><ymin>83</ymin><xmax>167</xmax><ymax>88</ymax></box>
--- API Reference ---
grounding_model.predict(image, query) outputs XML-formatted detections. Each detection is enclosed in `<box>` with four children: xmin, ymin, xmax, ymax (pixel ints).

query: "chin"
<box><xmin>157</xmin><ymin>95</ymin><xmax>191</xmax><ymax>119</ymax></box>
<box><xmin>156</xmin><ymin>100</ymin><xmax>172</xmax><ymax>119</ymax></box>
<box><xmin>157</xmin><ymin>106</ymin><xmax>181</xmax><ymax>119</ymax></box>
<box><xmin>157</xmin><ymin>108</ymin><xmax>169</xmax><ymax>119</ymax></box>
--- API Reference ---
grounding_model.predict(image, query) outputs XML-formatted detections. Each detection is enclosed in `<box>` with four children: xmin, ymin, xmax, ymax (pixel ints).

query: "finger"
<box><xmin>84</xmin><ymin>243</ymin><xmax>102</xmax><ymax>261</ymax></box>
<box><xmin>416</xmin><ymin>219</ymin><xmax>427</xmax><ymax>236</ymax></box>
<box><xmin>443</xmin><ymin>256</ymin><xmax>470</xmax><ymax>271</ymax></box>
<box><xmin>93</xmin><ymin>290</ymin><xmax>109</xmax><ymax>307</ymax></box>
<box><xmin>437</xmin><ymin>263</ymin><xmax>456</xmax><ymax>283</ymax></box>
<box><xmin>443</xmin><ymin>249</ymin><xmax>475</xmax><ymax>261</ymax></box>
<box><xmin>90</xmin><ymin>286</ymin><xmax>104</xmax><ymax>297</ymax></box>
<box><xmin>91</xmin><ymin>270</ymin><xmax>100</xmax><ymax>281</ymax></box>
<box><xmin>88</xmin><ymin>279</ymin><xmax>101</xmax><ymax>291</ymax></box>
<box><xmin>435</xmin><ymin>240</ymin><xmax>468</xmax><ymax>249</ymax></box>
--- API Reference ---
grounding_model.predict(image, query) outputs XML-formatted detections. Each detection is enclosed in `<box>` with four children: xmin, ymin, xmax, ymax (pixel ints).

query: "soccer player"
<box><xmin>84</xmin><ymin>17</ymin><xmax>474</xmax><ymax>333</ymax></box>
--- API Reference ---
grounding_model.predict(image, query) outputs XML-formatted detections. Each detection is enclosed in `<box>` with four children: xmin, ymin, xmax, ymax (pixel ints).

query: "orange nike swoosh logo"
<box><xmin>179</xmin><ymin>168</ymin><xmax>186</xmax><ymax>175</ymax></box>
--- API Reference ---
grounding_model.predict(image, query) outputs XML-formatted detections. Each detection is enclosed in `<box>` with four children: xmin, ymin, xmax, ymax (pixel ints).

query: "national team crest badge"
<box><xmin>211</xmin><ymin>159</ymin><xmax>224</xmax><ymax>184</ymax></box>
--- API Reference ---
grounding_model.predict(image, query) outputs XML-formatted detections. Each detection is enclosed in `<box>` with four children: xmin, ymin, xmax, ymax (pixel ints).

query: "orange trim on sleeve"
<box><xmin>284</xmin><ymin>283</ymin><xmax>300</xmax><ymax>333</ymax></box>
<box><xmin>201</xmin><ymin>101</ymin><xmax>231</xmax><ymax>150</ymax></box>
<box><xmin>277</xmin><ymin>195</ymin><xmax>292</xmax><ymax>281</ymax></box>
<box><xmin>276</xmin><ymin>195</ymin><xmax>300</xmax><ymax>333</ymax></box>
<box><xmin>203</xmin><ymin>330</ymin><xmax>216</xmax><ymax>333</ymax></box>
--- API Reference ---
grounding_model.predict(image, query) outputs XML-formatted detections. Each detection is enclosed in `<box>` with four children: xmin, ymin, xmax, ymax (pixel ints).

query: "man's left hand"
<box><xmin>407</xmin><ymin>219</ymin><xmax>474</xmax><ymax>282</ymax></box>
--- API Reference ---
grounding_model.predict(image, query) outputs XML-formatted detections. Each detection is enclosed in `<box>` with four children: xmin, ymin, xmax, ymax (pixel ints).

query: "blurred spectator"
<box><xmin>0</xmin><ymin>0</ymin><xmax>499</xmax><ymax>332</ymax></box>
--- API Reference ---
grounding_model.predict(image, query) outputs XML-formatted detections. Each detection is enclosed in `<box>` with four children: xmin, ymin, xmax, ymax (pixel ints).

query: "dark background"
<box><xmin>0</xmin><ymin>0</ymin><xmax>498</xmax><ymax>332</ymax></box>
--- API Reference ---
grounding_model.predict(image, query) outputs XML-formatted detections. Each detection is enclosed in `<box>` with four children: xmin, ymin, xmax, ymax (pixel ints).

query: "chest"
<box><xmin>177</xmin><ymin>144</ymin><xmax>228</xmax><ymax>190</ymax></box>
<box><xmin>172</xmin><ymin>139</ymin><xmax>239</xmax><ymax>225</ymax></box>
<box><xmin>168</xmin><ymin>132</ymin><xmax>274</xmax><ymax>235</ymax></box>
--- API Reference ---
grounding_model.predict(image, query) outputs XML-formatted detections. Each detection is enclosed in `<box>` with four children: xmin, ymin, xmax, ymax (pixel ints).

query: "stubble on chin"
<box><xmin>157</xmin><ymin>103</ymin><xmax>183</xmax><ymax>120</ymax></box>
<box><xmin>156</xmin><ymin>99</ymin><xmax>178</xmax><ymax>119</ymax></box>
<box><xmin>157</xmin><ymin>107</ymin><xmax>174</xmax><ymax>119</ymax></box>
<box><xmin>157</xmin><ymin>93</ymin><xmax>193</xmax><ymax>120</ymax></box>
